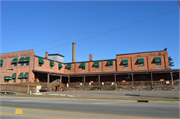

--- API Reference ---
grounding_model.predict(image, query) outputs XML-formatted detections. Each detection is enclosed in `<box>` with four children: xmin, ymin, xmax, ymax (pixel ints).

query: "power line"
<box><xmin>13</xmin><ymin>6</ymin><xmax>178</xmax><ymax>51</ymax></box>
<box><xmin>35</xmin><ymin>7</ymin><xmax>178</xmax><ymax>53</ymax></box>
<box><xmin>1</xmin><ymin>2</ymin><xmax>123</xmax><ymax>32</ymax></box>
<box><xmin>1</xmin><ymin>1</ymin><xmax>80</xmax><ymax>23</ymax></box>
<box><xmin>2</xmin><ymin>2</ymin><xmax>94</xmax><ymax>28</ymax></box>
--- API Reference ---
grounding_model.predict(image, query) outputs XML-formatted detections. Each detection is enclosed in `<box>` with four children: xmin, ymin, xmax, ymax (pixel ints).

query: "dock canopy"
<box><xmin>23</xmin><ymin>72</ymin><xmax>29</xmax><ymax>78</ymax></box>
<box><xmin>38</xmin><ymin>58</ymin><xmax>44</xmax><ymax>64</ymax></box>
<box><xmin>80</xmin><ymin>63</ymin><xmax>85</xmax><ymax>67</ymax></box>
<box><xmin>107</xmin><ymin>61</ymin><xmax>113</xmax><ymax>65</ymax></box>
<box><xmin>66</xmin><ymin>64</ymin><xmax>71</xmax><ymax>68</ymax></box>
<box><xmin>24</xmin><ymin>57</ymin><xmax>30</xmax><ymax>62</ymax></box>
<box><xmin>12</xmin><ymin>58</ymin><xmax>18</xmax><ymax>63</ymax></box>
<box><xmin>122</xmin><ymin>59</ymin><xmax>128</xmax><ymax>64</ymax></box>
<box><xmin>18</xmin><ymin>73</ymin><xmax>23</xmax><ymax>78</ymax></box>
<box><xmin>11</xmin><ymin>73</ymin><xmax>16</xmax><ymax>79</ymax></box>
<box><xmin>154</xmin><ymin>57</ymin><xmax>161</xmax><ymax>62</ymax></box>
<box><xmin>138</xmin><ymin>58</ymin><xmax>144</xmax><ymax>63</ymax></box>
<box><xmin>94</xmin><ymin>62</ymin><xmax>99</xmax><ymax>66</ymax></box>
<box><xmin>58</xmin><ymin>63</ymin><xmax>63</xmax><ymax>68</ymax></box>
<box><xmin>4</xmin><ymin>76</ymin><xmax>12</xmax><ymax>80</ymax></box>
<box><xmin>19</xmin><ymin>57</ymin><xmax>25</xmax><ymax>62</ymax></box>
<box><xmin>50</xmin><ymin>61</ymin><xmax>55</xmax><ymax>66</ymax></box>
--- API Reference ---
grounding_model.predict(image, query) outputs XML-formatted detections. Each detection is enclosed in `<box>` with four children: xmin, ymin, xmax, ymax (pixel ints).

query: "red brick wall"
<box><xmin>116</xmin><ymin>50</ymin><xmax>169</xmax><ymax>71</ymax></box>
<box><xmin>34</xmin><ymin>56</ymin><xmax>65</xmax><ymax>74</ymax></box>
<box><xmin>0</xmin><ymin>50</ymin><xmax>34</xmax><ymax>84</ymax></box>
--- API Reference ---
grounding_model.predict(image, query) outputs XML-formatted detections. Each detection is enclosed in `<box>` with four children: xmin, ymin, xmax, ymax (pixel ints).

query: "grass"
<box><xmin>1</xmin><ymin>94</ymin><xmax>179</xmax><ymax>101</ymax></box>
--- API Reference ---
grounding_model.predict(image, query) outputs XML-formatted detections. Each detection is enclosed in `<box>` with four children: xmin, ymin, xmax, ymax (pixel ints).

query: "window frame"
<box><xmin>94</xmin><ymin>65</ymin><xmax>99</xmax><ymax>70</ymax></box>
<box><xmin>108</xmin><ymin>65</ymin><xmax>113</xmax><ymax>69</ymax></box>
<box><xmin>138</xmin><ymin>63</ymin><xmax>144</xmax><ymax>67</ymax></box>
<box><xmin>122</xmin><ymin>64</ymin><xmax>128</xmax><ymax>68</ymax></box>
<box><xmin>13</xmin><ymin>63</ymin><xmax>17</xmax><ymax>67</ymax></box>
<box><xmin>25</xmin><ymin>62</ymin><xmax>29</xmax><ymax>66</ymax></box>
<box><xmin>20</xmin><ymin>62</ymin><xmax>24</xmax><ymax>67</ymax></box>
<box><xmin>38</xmin><ymin>63</ymin><xmax>43</xmax><ymax>67</ymax></box>
<box><xmin>67</xmin><ymin>67</ymin><xmax>71</xmax><ymax>71</ymax></box>
<box><xmin>81</xmin><ymin>66</ymin><xmax>85</xmax><ymax>70</ymax></box>
<box><xmin>50</xmin><ymin>65</ymin><xmax>53</xmax><ymax>69</ymax></box>
<box><xmin>155</xmin><ymin>62</ymin><xmax>162</xmax><ymax>66</ymax></box>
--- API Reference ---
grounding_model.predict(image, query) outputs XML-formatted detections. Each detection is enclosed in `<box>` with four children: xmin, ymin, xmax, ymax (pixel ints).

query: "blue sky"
<box><xmin>1</xmin><ymin>1</ymin><xmax>179</xmax><ymax>69</ymax></box>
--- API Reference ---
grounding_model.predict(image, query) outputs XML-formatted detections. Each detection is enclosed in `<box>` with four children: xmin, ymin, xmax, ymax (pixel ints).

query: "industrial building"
<box><xmin>0</xmin><ymin>43</ymin><xmax>179</xmax><ymax>91</ymax></box>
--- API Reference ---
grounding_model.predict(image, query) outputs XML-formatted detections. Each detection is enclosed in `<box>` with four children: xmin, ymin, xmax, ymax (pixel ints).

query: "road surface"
<box><xmin>0</xmin><ymin>97</ymin><xmax>179</xmax><ymax>119</ymax></box>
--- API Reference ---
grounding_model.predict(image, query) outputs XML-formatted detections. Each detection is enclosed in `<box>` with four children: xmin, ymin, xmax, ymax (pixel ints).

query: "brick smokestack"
<box><xmin>45</xmin><ymin>52</ymin><xmax>48</xmax><ymax>58</ymax></box>
<box><xmin>72</xmin><ymin>42</ymin><xmax>76</xmax><ymax>62</ymax></box>
<box><xmin>89</xmin><ymin>54</ymin><xmax>92</xmax><ymax>61</ymax></box>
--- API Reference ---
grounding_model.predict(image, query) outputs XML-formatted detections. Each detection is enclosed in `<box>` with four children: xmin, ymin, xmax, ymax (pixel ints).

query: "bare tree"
<box><xmin>168</xmin><ymin>56</ymin><xmax>174</xmax><ymax>67</ymax></box>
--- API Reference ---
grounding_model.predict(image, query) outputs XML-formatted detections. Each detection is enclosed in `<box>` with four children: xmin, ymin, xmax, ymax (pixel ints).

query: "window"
<box><xmin>81</xmin><ymin>67</ymin><xmax>85</xmax><ymax>70</ymax></box>
<box><xmin>108</xmin><ymin>65</ymin><xmax>113</xmax><ymax>69</ymax></box>
<box><xmin>13</xmin><ymin>79</ymin><xmax>16</xmax><ymax>83</ymax></box>
<box><xmin>154</xmin><ymin>57</ymin><xmax>162</xmax><ymax>66</ymax></box>
<box><xmin>123</xmin><ymin>64</ymin><xmax>128</xmax><ymax>68</ymax></box>
<box><xmin>38</xmin><ymin>63</ymin><xmax>43</xmax><ymax>67</ymax></box>
<box><xmin>67</xmin><ymin>68</ymin><xmax>71</xmax><ymax>71</ymax></box>
<box><xmin>155</xmin><ymin>62</ymin><xmax>162</xmax><ymax>66</ymax></box>
<box><xmin>26</xmin><ymin>62</ymin><xmax>29</xmax><ymax>66</ymax></box>
<box><xmin>26</xmin><ymin>78</ymin><xmax>28</xmax><ymax>82</ymax></box>
<box><xmin>20</xmin><ymin>62</ymin><xmax>24</xmax><ymax>67</ymax></box>
<box><xmin>58</xmin><ymin>67</ymin><xmax>61</xmax><ymax>71</ymax></box>
<box><xmin>138</xmin><ymin>58</ymin><xmax>144</xmax><ymax>67</ymax></box>
<box><xmin>20</xmin><ymin>79</ymin><xmax>23</xmax><ymax>83</ymax></box>
<box><xmin>138</xmin><ymin>63</ymin><xmax>144</xmax><ymax>67</ymax></box>
<box><xmin>50</xmin><ymin>65</ymin><xmax>53</xmax><ymax>69</ymax></box>
<box><xmin>0</xmin><ymin>59</ymin><xmax>3</xmax><ymax>68</ymax></box>
<box><xmin>122</xmin><ymin>59</ymin><xmax>128</xmax><ymax>68</ymax></box>
<box><xmin>13</xmin><ymin>63</ymin><xmax>17</xmax><ymax>67</ymax></box>
<box><xmin>94</xmin><ymin>65</ymin><xmax>99</xmax><ymax>69</ymax></box>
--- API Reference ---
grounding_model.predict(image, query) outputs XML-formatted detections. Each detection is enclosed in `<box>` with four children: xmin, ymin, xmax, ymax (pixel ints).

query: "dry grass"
<box><xmin>1</xmin><ymin>94</ymin><xmax>179</xmax><ymax>101</ymax></box>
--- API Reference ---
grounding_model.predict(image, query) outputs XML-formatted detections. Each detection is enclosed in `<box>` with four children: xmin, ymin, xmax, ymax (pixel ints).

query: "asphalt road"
<box><xmin>0</xmin><ymin>97</ymin><xmax>179</xmax><ymax>119</ymax></box>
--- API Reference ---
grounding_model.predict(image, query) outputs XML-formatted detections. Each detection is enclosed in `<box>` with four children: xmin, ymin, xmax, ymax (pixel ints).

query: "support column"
<box><xmin>83</xmin><ymin>76</ymin><xmax>86</xmax><ymax>86</ymax></box>
<box><xmin>131</xmin><ymin>74</ymin><xmax>134</xmax><ymax>86</ymax></box>
<box><xmin>114</xmin><ymin>74</ymin><xmax>117</xmax><ymax>90</ymax></box>
<box><xmin>131</xmin><ymin>74</ymin><xmax>134</xmax><ymax>91</ymax></box>
<box><xmin>68</xmin><ymin>76</ymin><xmax>70</xmax><ymax>88</ymax></box>
<box><xmin>170</xmin><ymin>72</ymin><xmax>174</xmax><ymax>89</ymax></box>
<box><xmin>47</xmin><ymin>73</ymin><xmax>50</xmax><ymax>91</ymax></box>
<box><xmin>98</xmin><ymin>75</ymin><xmax>100</xmax><ymax>90</ymax></box>
<box><xmin>150</xmin><ymin>72</ymin><xmax>153</xmax><ymax>90</ymax></box>
<box><xmin>60</xmin><ymin>75</ymin><xmax>62</xmax><ymax>91</ymax></box>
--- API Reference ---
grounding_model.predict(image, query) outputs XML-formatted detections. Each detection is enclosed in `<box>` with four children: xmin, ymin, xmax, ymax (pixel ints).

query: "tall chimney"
<box><xmin>45</xmin><ymin>52</ymin><xmax>48</xmax><ymax>58</ymax></box>
<box><xmin>72</xmin><ymin>42</ymin><xmax>76</xmax><ymax>62</ymax></box>
<box><xmin>89</xmin><ymin>54</ymin><xmax>92</xmax><ymax>61</ymax></box>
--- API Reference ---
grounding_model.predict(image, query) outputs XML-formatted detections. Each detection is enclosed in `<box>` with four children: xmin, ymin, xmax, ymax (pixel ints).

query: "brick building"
<box><xmin>0</xmin><ymin>46</ymin><xmax>179</xmax><ymax>90</ymax></box>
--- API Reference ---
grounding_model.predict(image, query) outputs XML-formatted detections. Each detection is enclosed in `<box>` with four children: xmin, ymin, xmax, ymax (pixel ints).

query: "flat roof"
<box><xmin>48</xmin><ymin>54</ymin><xmax>64</xmax><ymax>57</ymax></box>
<box><xmin>116</xmin><ymin>50</ymin><xmax>166</xmax><ymax>56</ymax></box>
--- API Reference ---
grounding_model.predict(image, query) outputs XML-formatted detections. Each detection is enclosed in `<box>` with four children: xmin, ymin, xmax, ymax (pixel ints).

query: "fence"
<box><xmin>69</xmin><ymin>80</ymin><xmax>179</xmax><ymax>87</ymax></box>
<box><xmin>0</xmin><ymin>84</ymin><xmax>37</xmax><ymax>93</ymax></box>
